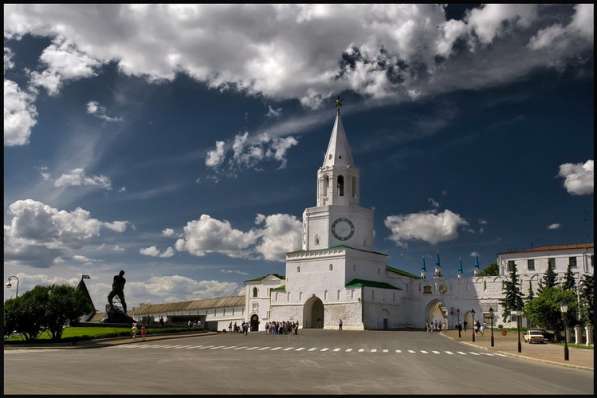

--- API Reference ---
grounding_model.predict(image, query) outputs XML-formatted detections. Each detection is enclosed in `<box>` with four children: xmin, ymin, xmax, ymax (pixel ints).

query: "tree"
<box><xmin>579</xmin><ymin>274</ymin><xmax>594</xmax><ymax>326</ymax></box>
<box><xmin>538</xmin><ymin>261</ymin><xmax>557</xmax><ymax>294</ymax></box>
<box><xmin>525</xmin><ymin>280</ymin><xmax>535</xmax><ymax>328</ymax></box>
<box><xmin>44</xmin><ymin>284</ymin><xmax>93</xmax><ymax>340</ymax></box>
<box><xmin>478</xmin><ymin>263</ymin><xmax>499</xmax><ymax>276</ymax></box>
<box><xmin>500</xmin><ymin>262</ymin><xmax>524</xmax><ymax>323</ymax></box>
<box><xmin>524</xmin><ymin>287</ymin><xmax>577</xmax><ymax>340</ymax></box>
<box><xmin>3</xmin><ymin>286</ymin><xmax>49</xmax><ymax>341</ymax></box>
<box><xmin>562</xmin><ymin>263</ymin><xmax>576</xmax><ymax>291</ymax></box>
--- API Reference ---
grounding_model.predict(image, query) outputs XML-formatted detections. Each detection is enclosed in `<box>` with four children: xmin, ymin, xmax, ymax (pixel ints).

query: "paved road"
<box><xmin>4</xmin><ymin>330</ymin><xmax>594</xmax><ymax>394</ymax></box>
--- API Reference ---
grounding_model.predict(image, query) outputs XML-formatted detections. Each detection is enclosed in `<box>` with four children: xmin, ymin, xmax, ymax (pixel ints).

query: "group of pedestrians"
<box><xmin>455</xmin><ymin>320</ymin><xmax>485</xmax><ymax>336</ymax></box>
<box><xmin>227</xmin><ymin>321</ymin><xmax>250</xmax><ymax>335</ymax></box>
<box><xmin>425</xmin><ymin>320</ymin><xmax>446</xmax><ymax>333</ymax></box>
<box><xmin>131</xmin><ymin>321</ymin><xmax>146</xmax><ymax>338</ymax></box>
<box><xmin>265</xmin><ymin>320</ymin><xmax>299</xmax><ymax>335</ymax></box>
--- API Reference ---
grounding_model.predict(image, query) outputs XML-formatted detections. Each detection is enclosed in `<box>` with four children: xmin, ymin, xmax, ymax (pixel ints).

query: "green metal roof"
<box><xmin>287</xmin><ymin>245</ymin><xmax>388</xmax><ymax>257</ymax></box>
<box><xmin>386</xmin><ymin>265</ymin><xmax>420</xmax><ymax>279</ymax></box>
<box><xmin>345</xmin><ymin>278</ymin><xmax>401</xmax><ymax>290</ymax></box>
<box><xmin>244</xmin><ymin>273</ymin><xmax>285</xmax><ymax>283</ymax></box>
<box><xmin>270</xmin><ymin>285</ymin><xmax>286</xmax><ymax>292</ymax></box>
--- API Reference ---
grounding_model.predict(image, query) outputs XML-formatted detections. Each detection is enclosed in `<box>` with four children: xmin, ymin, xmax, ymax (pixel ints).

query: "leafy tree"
<box><xmin>562</xmin><ymin>263</ymin><xmax>576</xmax><ymax>291</ymax></box>
<box><xmin>478</xmin><ymin>263</ymin><xmax>499</xmax><ymax>276</ymax></box>
<box><xmin>500</xmin><ymin>262</ymin><xmax>524</xmax><ymax>323</ymax></box>
<box><xmin>45</xmin><ymin>284</ymin><xmax>93</xmax><ymax>340</ymax></box>
<box><xmin>579</xmin><ymin>274</ymin><xmax>594</xmax><ymax>326</ymax></box>
<box><xmin>526</xmin><ymin>280</ymin><xmax>534</xmax><ymax>302</ymax></box>
<box><xmin>524</xmin><ymin>287</ymin><xmax>577</xmax><ymax>341</ymax></box>
<box><xmin>538</xmin><ymin>261</ymin><xmax>557</xmax><ymax>294</ymax></box>
<box><xmin>3</xmin><ymin>286</ymin><xmax>49</xmax><ymax>341</ymax></box>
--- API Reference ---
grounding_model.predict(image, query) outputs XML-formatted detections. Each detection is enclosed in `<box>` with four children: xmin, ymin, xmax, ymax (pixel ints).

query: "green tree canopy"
<box><xmin>538</xmin><ymin>261</ymin><xmax>558</xmax><ymax>293</ymax></box>
<box><xmin>579</xmin><ymin>274</ymin><xmax>594</xmax><ymax>326</ymax></box>
<box><xmin>478</xmin><ymin>263</ymin><xmax>499</xmax><ymax>276</ymax></box>
<box><xmin>524</xmin><ymin>287</ymin><xmax>577</xmax><ymax>340</ymax></box>
<box><xmin>561</xmin><ymin>263</ymin><xmax>576</xmax><ymax>291</ymax></box>
<box><xmin>500</xmin><ymin>262</ymin><xmax>524</xmax><ymax>323</ymax></box>
<box><xmin>45</xmin><ymin>284</ymin><xmax>93</xmax><ymax>340</ymax></box>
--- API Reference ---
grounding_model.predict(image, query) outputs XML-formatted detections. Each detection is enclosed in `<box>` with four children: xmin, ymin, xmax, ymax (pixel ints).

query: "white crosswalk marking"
<box><xmin>307</xmin><ymin>347</ymin><xmax>317</xmax><ymax>352</ymax></box>
<box><xmin>320</xmin><ymin>348</ymin><xmax>329</xmax><ymax>352</ymax></box>
<box><xmin>420</xmin><ymin>350</ymin><xmax>428</xmax><ymax>354</ymax></box>
<box><xmin>283</xmin><ymin>347</ymin><xmax>295</xmax><ymax>351</ymax></box>
<box><xmin>200</xmin><ymin>345</ymin><xmax>214</xmax><ymax>350</ymax></box>
<box><xmin>345</xmin><ymin>348</ymin><xmax>353</xmax><ymax>352</ymax></box>
<box><xmin>209</xmin><ymin>346</ymin><xmax>225</xmax><ymax>350</ymax></box>
<box><xmin>469</xmin><ymin>352</ymin><xmax>480</xmax><ymax>355</ymax></box>
<box><xmin>494</xmin><ymin>353</ymin><xmax>507</xmax><ymax>357</ymax></box>
<box><xmin>333</xmin><ymin>348</ymin><xmax>341</xmax><ymax>352</ymax></box>
<box><xmin>370</xmin><ymin>349</ymin><xmax>377</xmax><ymax>353</ymax></box>
<box><xmin>234</xmin><ymin>346</ymin><xmax>247</xmax><ymax>350</ymax></box>
<box><xmin>457</xmin><ymin>351</ymin><xmax>467</xmax><ymax>355</ymax></box>
<box><xmin>246</xmin><ymin>347</ymin><xmax>259</xmax><ymax>350</ymax></box>
<box><xmin>189</xmin><ymin>345</ymin><xmax>204</xmax><ymax>349</ymax></box>
<box><xmin>258</xmin><ymin>346</ymin><xmax>270</xmax><ymax>350</ymax></box>
<box><xmin>481</xmin><ymin>353</ymin><xmax>494</xmax><ymax>356</ymax></box>
<box><xmin>444</xmin><ymin>351</ymin><xmax>454</xmax><ymax>355</ymax></box>
<box><xmin>295</xmin><ymin>347</ymin><xmax>305</xmax><ymax>351</ymax></box>
<box><xmin>358</xmin><ymin>348</ymin><xmax>365</xmax><ymax>352</ymax></box>
<box><xmin>395</xmin><ymin>349</ymin><xmax>402</xmax><ymax>353</ymax></box>
<box><xmin>432</xmin><ymin>350</ymin><xmax>440</xmax><ymax>354</ymax></box>
<box><xmin>408</xmin><ymin>350</ymin><xmax>416</xmax><ymax>353</ymax></box>
<box><xmin>271</xmin><ymin>347</ymin><xmax>282</xmax><ymax>351</ymax></box>
<box><xmin>223</xmin><ymin>346</ymin><xmax>236</xmax><ymax>350</ymax></box>
<box><xmin>382</xmin><ymin>349</ymin><xmax>388</xmax><ymax>353</ymax></box>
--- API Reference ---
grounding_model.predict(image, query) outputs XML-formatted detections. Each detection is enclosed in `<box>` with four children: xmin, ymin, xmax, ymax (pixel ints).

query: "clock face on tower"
<box><xmin>332</xmin><ymin>217</ymin><xmax>355</xmax><ymax>241</ymax></box>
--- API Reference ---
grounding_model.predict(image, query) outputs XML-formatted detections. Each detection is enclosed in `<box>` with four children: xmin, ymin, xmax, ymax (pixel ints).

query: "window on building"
<box><xmin>297</xmin><ymin>266</ymin><xmax>301</xmax><ymax>273</ymax></box>
<box><xmin>351</xmin><ymin>176</ymin><xmax>357</xmax><ymax>198</ymax></box>
<box><xmin>252</xmin><ymin>287</ymin><xmax>258</xmax><ymax>298</ymax></box>
<box><xmin>223</xmin><ymin>308</ymin><xmax>226</xmax><ymax>316</ymax></box>
<box><xmin>329</xmin><ymin>264</ymin><xmax>333</xmax><ymax>271</ymax></box>
<box><xmin>548</xmin><ymin>257</ymin><xmax>556</xmax><ymax>270</ymax></box>
<box><xmin>337</xmin><ymin>175</ymin><xmax>344</xmax><ymax>196</ymax></box>
<box><xmin>324</xmin><ymin>290</ymin><xmax>328</xmax><ymax>301</ymax></box>
<box><xmin>324</xmin><ymin>175</ymin><xmax>329</xmax><ymax>195</ymax></box>
<box><xmin>287</xmin><ymin>292</ymin><xmax>291</xmax><ymax>302</ymax></box>
<box><xmin>569</xmin><ymin>257</ymin><xmax>577</xmax><ymax>268</ymax></box>
<box><xmin>351</xmin><ymin>289</ymin><xmax>354</xmax><ymax>299</ymax></box>
<box><xmin>507</xmin><ymin>260</ymin><xmax>515</xmax><ymax>272</ymax></box>
<box><xmin>337</xmin><ymin>290</ymin><xmax>341</xmax><ymax>300</ymax></box>
<box><xmin>299</xmin><ymin>292</ymin><xmax>303</xmax><ymax>301</ymax></box>
<box><xmin>527</xmin><ymin>259</ymin><xmax>535</xmax><ymax>271</ymax></box>
<box><xmin>275</xmin><ymin>292</ymin><xmax>278</xmax><ymax>301</ymax></box>
<box><xmin>371</xmin><ymin>290</ymin><xmax>375</xmax><ymax>300</ymax></box>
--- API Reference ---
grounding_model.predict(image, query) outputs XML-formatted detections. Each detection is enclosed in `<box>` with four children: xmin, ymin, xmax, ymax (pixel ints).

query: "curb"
<box><xmin>4</xmin><ymin>331</ymin><xmax>218</xmax><ymax>350</ymax></box>
<box><xmin>440</xmin><ymin>332</ymin><xmax>593</xmax><ymax>372</ymax></box>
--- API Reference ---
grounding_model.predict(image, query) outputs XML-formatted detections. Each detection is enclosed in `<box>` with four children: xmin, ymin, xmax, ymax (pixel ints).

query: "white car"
<box><xmin>523</xmin><ymin>329</ymin><xmax>546</xmax><ymax>344</ymax></box>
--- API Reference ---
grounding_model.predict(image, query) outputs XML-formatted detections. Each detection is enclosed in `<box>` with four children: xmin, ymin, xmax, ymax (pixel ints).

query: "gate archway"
<box><xmin>303</xmin><ymin>296</ymin><xmax>324</xmax><ymax>328</ymax></box>
<box><xmin>426</xmin><ymin>299</ymin><xmax>447</xmax><ymax>329</ymax></box>
<box><xmin>250</xmin><ymin>314</ymin><xmax>259</xmax><ymax>331</ymax></box>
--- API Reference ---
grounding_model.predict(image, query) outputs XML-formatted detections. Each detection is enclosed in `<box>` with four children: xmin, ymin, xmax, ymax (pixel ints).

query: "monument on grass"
<box><xmin>104</xmin><ymin>270</ymin><xmax>134</xmax><ymax>324</ymax></box>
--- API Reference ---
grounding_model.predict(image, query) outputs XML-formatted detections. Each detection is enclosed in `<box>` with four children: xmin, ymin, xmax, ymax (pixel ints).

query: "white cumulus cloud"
<box><xmin>54</xmin><ymin>168</ymin><xmax>112</xmax><ymax>190</ymax></box>
<box><xmin>86</xmin><ymin>100</ymin><xmax>123</xmax><ymax>122</ymax></box>
<box><xmin>558</xmin><ymin>160</ymin><xmax>593</xmax><ymax>195</ymax></box>
<box><xmin>161</xmin><ymin>228</ymin><xmax>175</xmax><ymax>237</ymax></box>
<box><xmin>547</xmin><ymin>223</ymin><xmax>561</xmax><ymax>230</ymax></box>
<box><xmin>140</xmin><ymin>245</ymin><xmax>175</xmax><ymax>258</ymax></box>
<box><xmin>254</xmin><ymin>213</ymin><xmax>302</xmax><ymax>261</ymax></box>
<box><xmin>4</xmin><ymin>79</ymin><xmax>38</xmax><ymax>146</ymax></box>
<box><xmin>384</xmin><ymin>209</ymin><xmax>469</xmax><ymax>246</ymax></box>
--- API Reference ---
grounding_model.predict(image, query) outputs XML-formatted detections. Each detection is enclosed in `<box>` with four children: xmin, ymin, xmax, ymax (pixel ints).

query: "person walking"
<box><xmin>480</xmin><ymin>322</ymin><xmax>485</xmax><ymax>336</ymax></box>
<box><xmin>159</xmin><ymin>316</ymin><xmax>164</xmax><ymax>328</ymax></box>
<box><xmin>339</xmin><ymin>319</ymin><xmax>343</xmax><ymax>331</ymax></box>
<box><xmin>463</xmin><ymin>320</ymin><xmax>468</xmax><ymax>335</ymax></box>
<box><xmin>131</xmin><ymin>322</ymin><xmax>137</xmax><ymax>339</ymax></box>
<box><xmin>228</xmin><ymin>322</ymin><xmax>232</xmax><ymax>332</ymax></box>
<box><xmin>141</xmin><ymin>324</ymin><xmax>146</xmax><ymax>340</ymax></box>
<box><xmin>457</xmin><ymin>322</ymin><xmax>462</xmax><ymax>338</ymax></box>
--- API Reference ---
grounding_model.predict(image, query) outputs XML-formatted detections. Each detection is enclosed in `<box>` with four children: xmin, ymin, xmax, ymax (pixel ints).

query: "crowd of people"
<box><xmin>427</xmin><ymin>319</ymin><xmax>486</xmax><ymax>335</ymax></box>
<box><xmin>265</xmin><ymin>321</ymin><xmax>299</xmax><ymax>335</ymax></box>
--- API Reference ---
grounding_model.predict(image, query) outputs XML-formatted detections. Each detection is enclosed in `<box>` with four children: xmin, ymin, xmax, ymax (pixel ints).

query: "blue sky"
<box><xmin>3</xmin><ymin>5</ymin><xmax>593</xmax><ymax>307</ymax></box>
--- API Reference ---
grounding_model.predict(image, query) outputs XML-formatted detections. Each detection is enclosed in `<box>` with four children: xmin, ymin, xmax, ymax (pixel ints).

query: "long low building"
<box><xmin>131</xmin><ymin>295</ymin><xmax>245</xmax><ymax>331</ymax></box>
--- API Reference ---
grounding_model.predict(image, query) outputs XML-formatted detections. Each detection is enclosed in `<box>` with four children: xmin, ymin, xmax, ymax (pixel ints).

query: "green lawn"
<box><xmin>555</xmin><ymin>342</ymin><xmax>594</xmax><ymax>350</ymax></box>
<box><xmin>4</xmin><ymin>326</ymin><xmax>198</xmax><ymax>343</ymax></box>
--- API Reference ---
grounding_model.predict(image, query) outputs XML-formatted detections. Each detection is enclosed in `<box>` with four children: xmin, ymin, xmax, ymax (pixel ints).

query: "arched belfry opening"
<box><xmin>337</xmin><ymin>175</ymin><xmax>344</xmax><ymax>196</ymax></box>
<box><xmin>303</xmin><ymin>296</ymin><xmax>324</xmax><ymax>328</ymax></box>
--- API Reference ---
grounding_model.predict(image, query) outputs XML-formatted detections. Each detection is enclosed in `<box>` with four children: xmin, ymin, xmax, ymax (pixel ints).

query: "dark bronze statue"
<box><xmin>107</xmin><ymin>270</ymin><xmax>127</xmax><ymax>314</ymax></box>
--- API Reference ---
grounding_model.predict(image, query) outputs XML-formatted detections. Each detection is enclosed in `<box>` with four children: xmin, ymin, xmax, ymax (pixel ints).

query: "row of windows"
<box><xmin>506</xmin><ymin>255</ymin><xmax>592</xmax><ymax>272</ymax></box>
<box><xmin>322</xmin><ymin>174</ymin><xmax>358</xmax><ymax>199</ymax></box>
<box><xmin>296</xmin><ymin>264</ymin><xmax>384</xmax><ymax>275</ymax></box>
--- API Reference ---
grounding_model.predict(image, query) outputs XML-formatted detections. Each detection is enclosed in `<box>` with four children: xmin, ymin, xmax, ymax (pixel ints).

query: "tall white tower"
<box><xmin>302</xmin><ymin>99</ymin><xmax>374</xmax><ymax>251</ymax></box>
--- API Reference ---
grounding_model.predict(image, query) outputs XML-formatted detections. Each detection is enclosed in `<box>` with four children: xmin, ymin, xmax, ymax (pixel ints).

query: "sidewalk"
<box><xmin>441</xmin><ymin>329</ymin><xmax>593</xmax><ymax>370</ymax></box>
<box><xmin>4</xmin><ymin>330</ymin><xmax>218</xmax><ymax>350</ymax></box>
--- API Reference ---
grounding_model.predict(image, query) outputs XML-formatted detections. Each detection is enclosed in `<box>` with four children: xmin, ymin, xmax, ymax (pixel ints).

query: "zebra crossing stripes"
<box><xmin>432</xmin><ymin>351</ymin><xmax>440</xmax><ymax>354</ymax></box>
<box><xmin>358</xmin><ymin>348</ymin><xmax>365</xmax><ymax>352</ymax></box>
<box><xmin>283</xmin><ymin>347</ymin><xmax>295</xmax><ymax>351</ymax></box>
<box><xmin>333</xmin><ymin>348</ymin><xmax>341</xmax><ymax>352</ymax></box>
<box><xmin>320</xmin><ymin>348</ymin><xmax>329</xmax><ymax>352</ymax></box>
<box><xmin>395</xmin><ymin>349</ymin><xmax>402</xmax><ymax>353</ymax></box>
<box><xmin>307</xmin><ymin>347</ymin><xmax>317</xmax><ymax>352</ymax></box>
<box><xmin>345</xmin><ymin>348</ymin><xmax>353</xmax><ymax>352</ymax></box>
<box><xmin>370</xmin><ymin>349</ymin><xmax>377</xmax><ymax>353</ymax></box>
<box><xmin>469</xmin><ymin>352</ymin><xmax>480</xmax><ymax>356</ymax></box>
<box><xmin>258</xmin><ymin>346</ymin><xmax>271</xmax><ymax>351</ymax></box>
<box><xmin>408</xmin><ymin>350</ymin><xmax>416</xmax><ymax>353</ymax></box>
<box><xmin>295</xmin><ymin>347</ymin><xmax>305</xmax><ymax>351</ymax></box>
<box><xmin>382</xmin><ymin>349</ymin><xmax>388</xmax><ymax>353</ymax></box>
<box><xmin>457</xmin><ymin>351</ymin><xmax>467</xmax><ymax>355</ymax></box>
<box><xmin>444</xmin><ymin>351</ymin><xmax>454</xmax><ymax>355</ymax></box>
<box><xmin>271</xmin><ymin>347</ymin><xmax>282</xmax><ymax>351</ymax></box>
<box><xmin>420</xmin><ymin>350</ymin><xmax>428</xmax><ymax>354</ymax></box>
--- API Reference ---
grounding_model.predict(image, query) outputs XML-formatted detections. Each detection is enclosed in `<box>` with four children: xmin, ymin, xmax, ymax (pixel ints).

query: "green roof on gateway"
<box><xmin>244</xmin><ymin>273</ymin><xmax>285</xmax><ymax>283</ymax></box>
<box><xmin>386</xmin><ymin>265</ymin><xmax>420</xmax><ymax>279</ymax></box>
<box><xmin>345</xmin><ymin>279</ymin><xmax>401</xmax><ymax>290</ymax></box>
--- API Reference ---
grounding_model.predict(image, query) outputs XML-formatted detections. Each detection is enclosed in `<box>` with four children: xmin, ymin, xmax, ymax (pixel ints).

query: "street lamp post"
<box><xmin>512</xmin><ymin>310</ymin><xmax>522</xmax><ymax>353</ymax></box>
<box><xmin>560</xmin><ymin>304</ymin><xmax>569</xmax><ymax>361</ymax></box>
<box><xmin>457</xmin><ymin>309</ymin><xmax>461</xmax><ymax>338</ymax></box>
<box><xmin>489</xmin><ymin>307</ymin><xmax>495</xmax><ymax>347</ymax></box>
<box><xmin>471</xmin><ymin>309</ymin><xmax>476</xmax><ymax>342</ymax></box>
<box><xmin>5</xmin><ymin>275</ymin><xmax>19</xmax><ymax>298</ymax></box>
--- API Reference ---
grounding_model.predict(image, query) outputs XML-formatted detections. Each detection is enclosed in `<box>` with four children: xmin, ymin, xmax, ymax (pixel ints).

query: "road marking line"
<box><xmin>370</xmin><ymin>349</ymin><xmax>377</xmax><ymax>353</ymax></box>
<box><xmin>444</xmin><ymin>351</ymin><xmax>453</xmax><ymax>355</ymax></box>
<box><xmin>234</xmin><ymin>346</ymin><xmax>247</xmax><ymax>350</ymax></box>
<box><xmin>457</xmin><ymin>351</ymin><xmax>467</xmax><ymax>355</ymax></box>
<box><xmin>258</xmin><ymin>346</ymin><xmax>271</xmax><ymax>350</ymax></box>
<box><xmin>408</xmin><ymin>350</ymin><xmax>416</xmax><ymax>353</ymax></box>
<box><xmin>420</xmin><ymin>350</ymin><xmax>428</xmax><ymax>354</ymax></box>
<box><xmin>494</xmin><ymin>353</ymin><xmax>507</xmax><ymax>357</ymax></box>
<box><xmin>283</xmin><ymin>347</ymin><xmax>295</xmax><ymax>351</ymax></box>
<box><xmin>271</xmin><ymin>347</ymin><xmax>282</xmax><ymax>351</ymax></box>
<box><xmin>295</xmin><ymin>347</ymin><xmax>305</xmax><ymax>351</ymax></box>
<box><xmin>333</xmin><ymin>348</ymin><xmax>341</xmax><ymax>352</ymax></box>
<box><xmin>469</xmin><ymin>352</ymin><xmax>480</xmax><ymax>356</ymax></box>
<box><xmin>345</xmin><ymin>348</ymin><xmax>353</xmax><ymax>352</ymax></box>
<box><xmin>223</xmin><ymin>346</ymin><xmax>236</xmax><ymax>350</ymax></box>
<box><xmin>358</xmin><ymin>348</ymin><xmax>365</xmax><ymax>352</ymax></box>
<box><xmin>395</xmin><ymin>349</ymin><xmax>402</xmax><ymax>353</ymax></box>
<box><xmin>432</xmin><ymin>350</ymin><xmax>440</xmax><ymax>354</ymax></box>
<box><xmin>481</xmin><ymin>353</ymin><xmax>494</xmax><ymax>356</ymax></box>
<box><xmin>307</xmin><ymin>347</ymin><xmax>317</xmax><ymax>352</ymax></box>
<box><xmin>199</xmin><ymin>345</ymin><xmax>214</xmax><ymax>350</ymax></box>
<box><xmin>320</xmin><ymin>348</ymin><xmax>329</xmax><ymax>352</ymax></box>
<box><xmin>189</xmin><ymin>345</ymin><xmax>204</xmax><ymax>349</ymax></box>
<box><xmin>382</xmin><ymin>349</ymin><xmax>388</xmax><ymax>353</ymax></box>
<box><xmin>246</xmin><ymin>347</ymin><xmax>259</xmax><ymax>350</ymax></box>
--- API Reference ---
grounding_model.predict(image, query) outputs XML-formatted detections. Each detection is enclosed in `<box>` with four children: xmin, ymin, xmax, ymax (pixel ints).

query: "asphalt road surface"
<box><xmin>4</xmin><ymin>330</ymin><xmax>594</xmax><ymax>394</ymax></box>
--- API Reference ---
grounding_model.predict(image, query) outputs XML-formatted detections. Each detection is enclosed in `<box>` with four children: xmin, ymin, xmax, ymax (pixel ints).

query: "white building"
<box><xmin>133</xmin><ymin>106</ymin><xmax>594</xmax><ymax>332</ymax></box>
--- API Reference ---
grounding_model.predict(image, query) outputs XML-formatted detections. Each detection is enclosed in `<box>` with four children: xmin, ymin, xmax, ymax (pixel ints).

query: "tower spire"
<box><xmin>323</xmin><ymin>97</ymin><xmax>353</xmax><ymax>168</ymax></box>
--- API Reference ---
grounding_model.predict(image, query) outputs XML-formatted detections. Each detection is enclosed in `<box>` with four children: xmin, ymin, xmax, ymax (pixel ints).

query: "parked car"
<box><xmin>523</xmin><ymin>329</ymin><xmax>547</xmax><ymax>344</ymax></box>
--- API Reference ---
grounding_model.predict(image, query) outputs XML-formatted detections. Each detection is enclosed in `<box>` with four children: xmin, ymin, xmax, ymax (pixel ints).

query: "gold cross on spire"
<box><xmin>335</xmin><ymin>96</ymin><xmax>342</xmax><ymax>111</ymax></box>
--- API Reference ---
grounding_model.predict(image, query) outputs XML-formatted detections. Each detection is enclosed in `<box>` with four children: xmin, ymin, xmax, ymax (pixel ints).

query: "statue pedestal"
<box><xmin>103</xmin><ymin>304</ymin><xmax>134</xmax><ymax>325</ymax></box>
<box><xmin>585</xmin><ymin>325</ymin><xmax>593</xmax><ymax>346</ymax></box>
<box><xmin>574</xmin><ymin>325</ymin><xmax>582</xmax><ymax>345</ymax></box>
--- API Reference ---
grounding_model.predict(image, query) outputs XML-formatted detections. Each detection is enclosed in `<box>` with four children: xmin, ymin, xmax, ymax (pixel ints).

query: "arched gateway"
<box><xmin>250</xmin><ymin>314</ymin><xmax>259</xmax><ymax>331</ymax></box>
<box><xmin>426</xmin><ymin>299</ymin><xmax>447</xmax><ymax>329</ymax></box>
<box><xmin>303</xmin><ymin>296</ymin><xmax>324</xmax><ymax>328</ymax></box>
